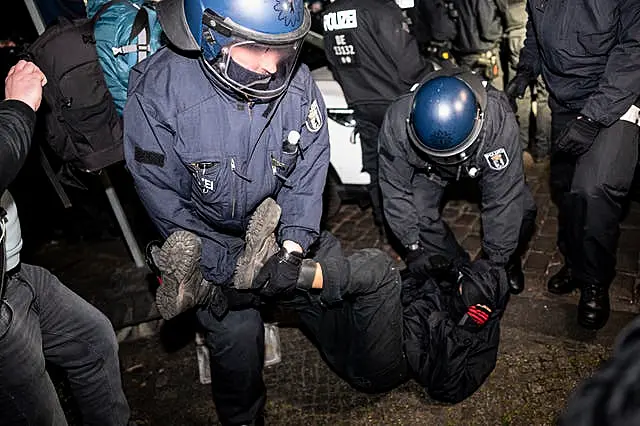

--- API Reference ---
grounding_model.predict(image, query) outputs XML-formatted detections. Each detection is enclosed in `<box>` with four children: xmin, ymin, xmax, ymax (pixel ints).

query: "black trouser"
<box><xmin>196</xmin><ymin>304</ymin><xmax>265</xmax><ymax>425</ymax></box>
<box><xmin>354</xmin><ymin>104</ymin><xmax>390</xmax><ymax>229</ymax></box>
<box><xmin>284</xmin><ymin>232</ymin><xmax>503</xmax><ymax>402</ymax></box>
<box><xmin>282</xmin><ymin>232</ymin><xmax>409</xmax><ymax>393</ymax></box>
<box><xmin>550</xmin><ymin>100</ymin><xmax>640</xmax><ymax>285</ymax></box>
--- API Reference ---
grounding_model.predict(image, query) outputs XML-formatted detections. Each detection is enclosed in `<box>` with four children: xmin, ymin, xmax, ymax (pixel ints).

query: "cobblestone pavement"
<box><xmin>26</xmin><ymin>161</ymin><xmax>640</xmax><ymax>425</ymax></box>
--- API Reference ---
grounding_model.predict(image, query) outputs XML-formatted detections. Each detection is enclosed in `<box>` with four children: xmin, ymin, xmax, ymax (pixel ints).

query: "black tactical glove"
<box><xmin>505</xmin><ymin>69</ymin><xmax>534</xmax><ymax>113</ymax></box>
<box><xmin>405</xmin><ymin>244</ymin><xmax>432</xmax><ymax>278</ymax></box>
<box><xmin>252</xmin><ymin>247</ymin><xmax>304</xmax><ymax>297</ymax></box>
<box><xmin>555</xmin><ymin>115</ymin><xmax>601</xmax><ymax>157</ymax></box>
<box><xmin>455</xmin><ymin>260</ymin><xmax>502</xmax><ymax>331</ymax></box>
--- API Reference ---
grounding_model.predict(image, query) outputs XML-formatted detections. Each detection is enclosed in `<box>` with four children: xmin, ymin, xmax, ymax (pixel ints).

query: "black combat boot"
<box><xmin>577</xmin><ymin>282</ymin><xmax>610</xmax><ymax>330</ymax></box>
<box><xmin>505</xmin><ymin>255</ymin><xmax>525</xmax><ymax>295</ymax></box>
<box><xmin>547</xmin><ymin>265</ymin><xmax>578</xmax><ymax>294</ymax></box>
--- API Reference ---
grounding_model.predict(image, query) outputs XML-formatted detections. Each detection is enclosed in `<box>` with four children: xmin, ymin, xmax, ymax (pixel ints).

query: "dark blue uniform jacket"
<box><xmin>123</xmin><ymin>48</ymin><xmax>330</xmax><ymax>284</ymax></box>
<box><xmin>519</xmin><ymin>0</ymin><xmax>640</xmax><ymax>125</ymax></box>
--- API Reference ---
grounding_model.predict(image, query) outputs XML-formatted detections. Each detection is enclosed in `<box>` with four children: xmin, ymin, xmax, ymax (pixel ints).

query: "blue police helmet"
<box><xmin>158</xmin><ymin>0</ymin><xmax>311</xmax><ymax>100</ymax></box>
<box><xmin>408</xmin><ymin>72</ymin><xmax>486</xmax><ymax>165</ymax></box>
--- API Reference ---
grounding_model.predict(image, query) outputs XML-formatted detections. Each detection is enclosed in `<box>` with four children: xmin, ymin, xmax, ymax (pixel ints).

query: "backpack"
<box><xmin>89</xmin><ymin>0</ymin><xmax>164</xmax><ymax>114</ymax></box>
<box><xmin>26</xmin><ymin>2</ymin><xmax>124</xmax><ymax>173</ymax></box>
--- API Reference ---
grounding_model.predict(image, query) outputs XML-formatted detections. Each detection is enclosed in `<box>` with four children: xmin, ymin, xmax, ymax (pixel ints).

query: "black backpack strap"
<box><xmin>91</xmin><ymin>0</ymin><xmax>135</xmax><ymax>25</ymax></box>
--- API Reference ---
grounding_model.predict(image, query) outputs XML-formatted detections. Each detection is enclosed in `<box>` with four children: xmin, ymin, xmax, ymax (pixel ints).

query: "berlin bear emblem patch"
<box><xmin>484</xmin><ymin>148</ymin><xmax>509</xmax><ymax>171</ymax></box>
<box><xmin>305</xmin><ymin>99</ymin><xmax>323</xmax><ymax>133</ymax></box>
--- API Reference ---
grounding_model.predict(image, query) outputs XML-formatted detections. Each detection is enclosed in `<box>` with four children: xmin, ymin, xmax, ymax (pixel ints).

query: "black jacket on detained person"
<box><xmin>378</xmin><ymin>85</ymin><xmax>526</xmax><ymax>266</ymax></box>
<box><xmin>321</xmin><ymin>0</ymin><xmax>433</xmax><ymax>111</ymax></box>
<box><xmin>517</xmin><ymin>0</ymin><xmax>640</xmax><ymax>125</ymax></box>
<box><xmin>0</xmin><ymin>100</ymin><xmax>36</xmax><ymax>193</ymax></box>
<box><xmin>401</xmin><ymin>263</ymin><xmax>509</xmax><ymax>404</ymax></box>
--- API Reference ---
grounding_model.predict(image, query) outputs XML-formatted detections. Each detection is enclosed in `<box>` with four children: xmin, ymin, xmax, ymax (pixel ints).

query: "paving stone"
<box><xmin>451</xmin><ymin>224</ymin><xmax>472</xmax><ymax>241</ymax></box>
<box><xmin>531</xmin><ymin>236</ymin><xmax>557</xmax><ymax>254</ymax></box>
<box><xmin>617</xmin><ymin>251</ymin><xmax>639</xmax><ymax>274</ymax></box>
<box><xmin>456</xmin><ymin>213</ymin><xmax>480</xmax><ymax>227</ymax></box>
<box><xmin>538</xmin><ymin>217</ymin><xmax>558</xmax><ymax>237</ymax></box>
<box><xmin>442</xmin><ymin>207</ymin><xmax>461</xmax><ymax>221</ymax></box>
<box><xmin>611</xmin><ymin>273</ymin><xmax>635</xmax><ymax>304</ymax></box>
<box><xmin>461</xmin><ymin>234</ymin><xmax>482</xmax><ymax>257</ymax></box>
<box><xmin>619</xmin><ymin>229</ymin><xmax>640</xmax><ymax>251</ymax></box>
<box><xmin>525</xmin><ymin>251</ymin><xmax>551</xmax><ymax>272</ymax></box>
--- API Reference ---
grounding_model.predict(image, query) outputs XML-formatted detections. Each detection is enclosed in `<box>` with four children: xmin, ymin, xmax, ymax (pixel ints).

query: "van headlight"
<box><xmin>327</xmin><ymin>108</ymin><xmax>356</xmax><ymax>127</ymax></box>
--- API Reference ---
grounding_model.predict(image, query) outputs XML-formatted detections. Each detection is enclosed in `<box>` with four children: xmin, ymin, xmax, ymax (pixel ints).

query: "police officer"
<box><xmin>415</xmin><ymin>0</ymin><xmax>525</xmax><ymax>90</ymax></box>
<box><xmin>508</xmin><ymin>0</ymin><xmax>640</xmax><ymax>329</ymax></box>
<box><xmin>156</xmin><ymin>201</ymin><xmax>512</xmax><ymax>405</ymax></box>
<box><xmin>504</xmin><ymin>0</ymin><xmax>551</xmax><ymax>163</ymax></box>
<box><xmin>379</xmin><ymin>68</ymin><xmax>537</xmax><ymax>295</ymax></box>
<box><xmin>322</xmin><ymin>0</ymin><xmax>433</xmax><ymax>235</ymax></box>
<box><xmin>123</xmin><ymin>0</ymin><xmax>330</xmax><ymax>423</ymax></box>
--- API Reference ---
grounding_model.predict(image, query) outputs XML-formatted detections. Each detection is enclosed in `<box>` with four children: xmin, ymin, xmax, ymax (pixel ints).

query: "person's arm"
<box><xmin>123</xmin><ymin>93</ymin><xmax>242</xmax><ymax>283</ymax></box>
<box><xmin>478</xmin><ymin>93</ymin><xmax>525</xmax><ymax>266</ymax></box>
<box><xmin>0</xmin><ymin>101</ymin><xmax>36</xmax><ymax>192</ymax></box>
<box><xmin>378</xmin><ymin>105</ymin><xmax>420</xmax><ymax>247</ymax></box>
<box><xmin>0</xmin><ymin>60</ymin><xmax>46</xmax><ymax>192</ymax></box>
<box><xmin>515</xmin><ymin>1</ymin><xmax>541</xmax><ymax>77</ymax></box>
<box><xmin>580</xmin><ymin>0</ymin><xmax>640</xmax><ymax>126</ymax></box>
<box><xmin>276</xmin><ymin>79</ymin><xmax>330</xmax><ymax>253</ymax></box>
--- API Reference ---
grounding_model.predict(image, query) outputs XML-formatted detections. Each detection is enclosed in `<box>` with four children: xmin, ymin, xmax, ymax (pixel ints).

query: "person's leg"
<box><xmin>196</xmin><ymin>307</ymin><xmax>265</xmax><ymax>425</ymax></box>
<box><xmin>355</xmin><ymin>116</ymin><xmax>385</xmax><ymax>231</ymax></box>
<box><xmin>0</xmin><ymin>271</ymin><xmax>68</xmax><ymax>425</ymax></box>
<box><xmin>568</xmin><ymin>120</ymin><xmax>640</xmax><ymax>329</ymax></box>
<box><xmin>23</xmin><ymin>264</ymin><xmax>130</xmax><ymax>426</ymax></box>
<box><xmin>282</xmin><ymin>232</ymin><xmax>408</xmax><ymax>393</ymax></box>
<box><xmin>515</xmin><ymin>86</ymin><xmax>533</xmax><ymax>152</ymax></box>
<box><xmin>505</xmin><ymin>184</ymin><xmax>538</xmax><ymax>294</ymax></box>
<box><xmin>532</xmin><ymin>78</ymin><xmax>551</xmax><ymax>161</ymax></box>
<box><xmin>547</xmin><ymin>104</ymin><xmax>580</xmax><ymax>293</ymax></box>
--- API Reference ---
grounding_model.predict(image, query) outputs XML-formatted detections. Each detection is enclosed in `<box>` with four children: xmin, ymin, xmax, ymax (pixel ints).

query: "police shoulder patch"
<box><xmin>483</xmin><ymin>148</ymin><xmax>510</xmax><ymax>171</ymax></box>
<box><xmin>305</xmin><ymin>99</ymin><xmax>323</xmax><ymax>133</ymax></box>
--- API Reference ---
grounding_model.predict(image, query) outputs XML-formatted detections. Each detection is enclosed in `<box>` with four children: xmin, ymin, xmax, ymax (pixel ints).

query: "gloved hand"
<box><xmin>505</xmin><ymin>69</ymin><xmax>533</xmax><ymax>113</ymax></box>
<box><xmin>455</xmin><ymin>259</ymin><xmax>502</xmax><ymax>330</ymax></box>
<box><xmin>252</xmin><ymin>247</ymin><xmax>303</xmax><ymax>297</ymax></box>
<box><xmin>555</xmin><ymin>115</ymin><xmax>601</xmax><ymax>157</ymax></box>
<box><xmin>405</xmin><ymin>246</ymin><xmax>432</xmax><ymax>278</ymax></box>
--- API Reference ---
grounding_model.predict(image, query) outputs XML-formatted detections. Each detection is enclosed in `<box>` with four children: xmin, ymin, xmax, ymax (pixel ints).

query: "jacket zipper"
<box><xmin>231</xmin><ymin>158</ymin><xmax>236</xmax><ymax>218</ymax></box>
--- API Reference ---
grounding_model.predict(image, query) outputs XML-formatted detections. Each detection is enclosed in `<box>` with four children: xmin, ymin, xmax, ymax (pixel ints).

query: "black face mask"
<box><xmin>225</xmin><ymin>58</ymin><xmax>273</xmax><ymax>91</ymax></box>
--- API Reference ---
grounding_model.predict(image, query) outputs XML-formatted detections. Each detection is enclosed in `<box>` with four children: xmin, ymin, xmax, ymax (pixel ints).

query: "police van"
<box><xmin>303</xmin><ymin>31</ymin><xmax>370</xmax><ymax>219</ymax></box>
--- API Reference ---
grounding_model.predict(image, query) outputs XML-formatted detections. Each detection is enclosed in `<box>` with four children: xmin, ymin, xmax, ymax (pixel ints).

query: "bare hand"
<box><xmin>5</xmin><ymin>60</ymin><xmax>47</xmax><ymax>112</ymax></box>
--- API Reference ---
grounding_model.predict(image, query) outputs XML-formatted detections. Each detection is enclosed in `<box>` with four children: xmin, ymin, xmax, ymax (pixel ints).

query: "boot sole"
<box><xmin>155</xmin><ymin>231</ymin><xmax>203</xmax><ymax>320</ymax></box>
<box><xmin>233</xmin><ymin>199</ymin><xmax>282</xmax><ymax>289</ymax></box>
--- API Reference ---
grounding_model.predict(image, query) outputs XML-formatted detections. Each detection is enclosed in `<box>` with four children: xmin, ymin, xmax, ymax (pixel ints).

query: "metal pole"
<box><xmin>23</xmin><ymin>0</ymin><xmax>46</xmax><ymax>35</ymax></box>
<box><xmin>101</xmin><ymin>170</ymin><xmax>145</xmax><ymax>268</ymax></box>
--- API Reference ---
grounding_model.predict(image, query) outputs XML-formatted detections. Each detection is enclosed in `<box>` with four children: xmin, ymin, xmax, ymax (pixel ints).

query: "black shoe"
<box><xmin>505</xmin><ymin>258</ymin><xmax>525</xmax><ymax>295</ymax></box>
<box><xmin>577</xmin><ymin>282</ymin><xmax>610</xmax><ymax>330</ymax></box>
<box><xmin>547</xmin><ymin>265</ymin><xmax>577</xmax><ymax>294</ymax></box>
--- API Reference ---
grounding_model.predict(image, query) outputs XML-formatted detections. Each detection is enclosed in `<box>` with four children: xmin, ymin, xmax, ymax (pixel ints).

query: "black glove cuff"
<box><xmin>296</xmin><ymin>259</ymin><xmax>316</xmax><ymax>292</ymax></box>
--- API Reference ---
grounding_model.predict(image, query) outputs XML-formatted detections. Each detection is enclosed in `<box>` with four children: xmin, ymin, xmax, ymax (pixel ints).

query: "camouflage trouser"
<box><xmin>514</xmin><ymin>78</ymin><xmax>552</xmax><ymax>159</ymax></box>
<box><xmin>455</xmin><ymin>47</ymin><xmax>503</xmax><ymax>90</ymax></box>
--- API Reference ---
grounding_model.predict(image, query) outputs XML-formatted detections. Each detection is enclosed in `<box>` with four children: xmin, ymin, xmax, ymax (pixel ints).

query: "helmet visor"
<box><xmin>202</xmin><ymin>28</ymin><xmax>303</xmax><ymax>100</ymax></box>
